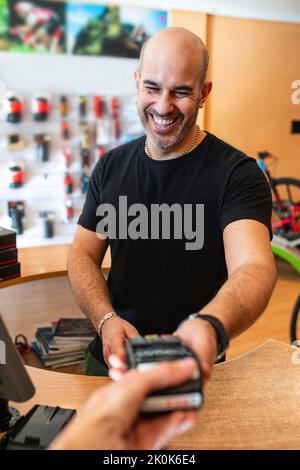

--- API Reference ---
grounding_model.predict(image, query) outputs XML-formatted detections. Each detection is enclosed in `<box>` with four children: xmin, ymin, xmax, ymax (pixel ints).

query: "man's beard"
<box><xmin>137</xmin><ymin>104</ymin><xmax>199</xmax><ymax>152</ymax></box>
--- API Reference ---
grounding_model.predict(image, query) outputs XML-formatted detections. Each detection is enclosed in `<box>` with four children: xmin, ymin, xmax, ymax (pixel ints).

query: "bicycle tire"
<box><xmin>290</xmin><ymin>294</ymin><xmax>300</xmax><ymax>344</ymax></box>
<box><xmin>271</xmin><ymin>177</ymin><xmax>300</xmax><ymax>205</ymax></box>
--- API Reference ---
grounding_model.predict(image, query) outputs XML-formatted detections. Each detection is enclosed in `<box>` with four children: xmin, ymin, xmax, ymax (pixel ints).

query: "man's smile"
<box><xmin>147</xmin><ymin>111</ymin><xmax>181</xmax><ymax>134</ymax></box>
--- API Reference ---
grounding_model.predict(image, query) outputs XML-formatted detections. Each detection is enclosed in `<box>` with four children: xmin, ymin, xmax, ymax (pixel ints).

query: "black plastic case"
<box><xmin>5</xmin><ymin>404</ymin><xmax>75</xmax><ymax>450</ymax></box>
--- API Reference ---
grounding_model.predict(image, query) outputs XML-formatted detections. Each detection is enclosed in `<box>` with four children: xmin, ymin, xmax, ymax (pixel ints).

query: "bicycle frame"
<box><xmin>257</xmin><ymin>153</ymin><xmax>300</xmax><ymax>237</ymax></box>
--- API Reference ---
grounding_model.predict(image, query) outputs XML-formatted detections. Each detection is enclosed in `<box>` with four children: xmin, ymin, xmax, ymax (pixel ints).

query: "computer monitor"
<box><xmin>0</xmin><ymin>314</ymin><xmax>35</xmax><ymax>431</ymax></box>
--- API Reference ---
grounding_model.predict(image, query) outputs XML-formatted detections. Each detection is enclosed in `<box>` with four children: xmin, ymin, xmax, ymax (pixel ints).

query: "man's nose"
<box><xmin>154</xmin><ymin>91</ymin><xmax>174</xmax><ymax>116</ymax></box>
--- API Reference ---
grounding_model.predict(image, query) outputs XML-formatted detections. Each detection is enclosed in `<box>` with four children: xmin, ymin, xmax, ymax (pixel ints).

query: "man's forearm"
<box><xmin>67</xmin><ymin>248</ymin><xmax>114</xmax><ymax>330</ymax></box>
<box><xmin>200</xmin><ymin>262</ymin><xmax>277</xmax><ymax>338</ymax></box>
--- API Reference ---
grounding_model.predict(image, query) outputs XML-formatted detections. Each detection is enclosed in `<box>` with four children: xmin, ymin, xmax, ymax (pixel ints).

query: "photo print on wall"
<box><xmin>9</xmin><ymin>0</ymin><xmax>66</xmax><ymax>54</ymax></box>
<box><xmin>0</xmin><ymin>0</ymin><xmax>9</xmax><ymax>50</ymax></box>
<box><xmin>67</xmin><ymin>3</ymin><xmax>167</xmax><ymax>58</ymax></box>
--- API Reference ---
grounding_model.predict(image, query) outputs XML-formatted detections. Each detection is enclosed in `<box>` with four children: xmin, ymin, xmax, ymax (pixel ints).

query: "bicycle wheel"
<box><xmin>290</xmin><ymin>294</ymin><xmax>300</xmax><ymax>344</ymax></box>
<box><xmin>271</xmin><ymin>177</ymin><xmax>300</xmax><ymax>237</ymax></box>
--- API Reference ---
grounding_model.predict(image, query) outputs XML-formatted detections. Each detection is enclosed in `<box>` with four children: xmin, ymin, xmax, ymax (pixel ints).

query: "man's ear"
<box><xmin>134</xmin><ymin>69</ymin><xmax>140</xmax><ymax>91</ymax></box>
<box><xmin>199</xmin><ymin>81</ymin><xmax>212</xmax><ymax>108</ymax></box>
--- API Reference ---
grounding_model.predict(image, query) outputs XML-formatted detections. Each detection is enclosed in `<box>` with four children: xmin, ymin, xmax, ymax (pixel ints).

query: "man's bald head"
<box><xmin>139</xmin><ymin>27</ymin><xmax>209</xmax><ymax>86</ymax></box>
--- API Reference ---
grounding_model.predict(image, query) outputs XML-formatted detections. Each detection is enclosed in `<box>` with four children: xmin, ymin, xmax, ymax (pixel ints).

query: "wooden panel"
<box><xmin>206</xmin><ymin>15</ymin><xmax>300</xmax><ymax>178</ymax></box>
<box><xmin>13</xmin><ymin>339</ymin><xmax>300</xmax><ymax>449</ymax></box>
<box><xmin>170</xmin><ymin>339</ymin><xmax>300</xmax><ymax>449</ymax></box>
<box><xmin>0</xmin><ymin>244</ymin><xmax>111</xmax><ymax>288</ymax></box>
<box><xmin>14</xmin><ymin>366</ymin><xmax>109</xmax><ymax>414</ymax></box>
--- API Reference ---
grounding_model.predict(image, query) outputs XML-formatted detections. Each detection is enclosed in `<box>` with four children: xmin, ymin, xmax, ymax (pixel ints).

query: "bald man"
<box><xmin>68</xmin><ymin>27</ymin><xmax>276</xmax><ymax>379</ymax></box>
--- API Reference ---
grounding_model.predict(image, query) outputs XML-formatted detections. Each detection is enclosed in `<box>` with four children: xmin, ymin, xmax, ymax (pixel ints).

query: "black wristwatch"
<box><xmin>188</xmin><ymin>313</ymin><xmax>229</xmax><ymax>361</ymax></box>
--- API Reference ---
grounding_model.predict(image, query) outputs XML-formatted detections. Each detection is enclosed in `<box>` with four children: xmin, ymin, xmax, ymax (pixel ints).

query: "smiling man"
<box><xmin>68</xmin><ymin>27</ymin><xmax>276</xmax><ymax>379</ymax></box>
<box><xmin>136</xmin><ymin>28</ymin><xmax>210</xmax><ymax>157</ymax></box>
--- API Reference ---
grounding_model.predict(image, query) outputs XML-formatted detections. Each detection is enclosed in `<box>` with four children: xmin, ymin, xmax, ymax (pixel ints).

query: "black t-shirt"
<box><xmin>78</xmin><ymin>132</ymin><xmax>272</xmax><ymax>363</ymax></box>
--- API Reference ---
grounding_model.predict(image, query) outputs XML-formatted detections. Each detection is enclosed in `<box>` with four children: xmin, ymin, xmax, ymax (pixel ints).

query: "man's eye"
<box><xmin>146</xmin><ymin>87</ymin><xmax>160</xmax><ymax>93</ymax></box>
<box><xmin>174</xmin><ymin>91</ymin><xmax>189</xmax><ymax>97</ymax></box>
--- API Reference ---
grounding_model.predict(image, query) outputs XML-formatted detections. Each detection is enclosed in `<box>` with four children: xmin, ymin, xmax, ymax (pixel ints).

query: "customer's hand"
<box><xmin>101</xmin><ymin>316</ymin><xmax>139</xmax><ymax>370</ymax></box>
<box><xmin>50</xmin><ymin>358</ymin><xmax>197</xmax><ymax>450</ymax></box>
<box><xmin>108</xmin><ymin>318</ymin><xmax>218</xmax><ymax>383</ymax></box>
<box><xmin>174</xmin><ymin>318</ymin><xmax>218</xmax><ymax>380</ymax></box>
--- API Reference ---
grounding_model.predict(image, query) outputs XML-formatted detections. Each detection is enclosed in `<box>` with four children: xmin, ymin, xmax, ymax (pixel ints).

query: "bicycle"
<box><xmin>257</xmin><ymin>151</ymin><xmax>300</xmax><ymax>245</ymax></box>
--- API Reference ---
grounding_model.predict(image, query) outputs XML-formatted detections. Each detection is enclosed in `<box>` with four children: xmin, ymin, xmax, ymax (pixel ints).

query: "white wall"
<box><xmin>0</xmin><ymin>52</ymin><xmax>138</xmax><ymax>95</ymax></box>
<box><xmin>0</xmin><ymin>52</ymin><xmax>142</xmax><ymax>247</ymax></box>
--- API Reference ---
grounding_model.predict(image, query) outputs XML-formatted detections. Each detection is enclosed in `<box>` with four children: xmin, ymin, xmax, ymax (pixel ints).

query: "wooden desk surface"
<box><xmin>1</xmin><ymin>244</ymin><xmax>111</xmax><ymax>288</ymax></box>
<box><xmin>14</xmin><ymin>339</ymin><xmax>300</xmax><ymax>450</ymax></box>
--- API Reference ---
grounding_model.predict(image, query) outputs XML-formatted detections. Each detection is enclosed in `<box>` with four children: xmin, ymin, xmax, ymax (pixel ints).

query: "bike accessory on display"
<box><xmin>94</xmin><ymin>96</ymin><xmax>104</xmax><ymax>119</ymax></box>
<box><xmin>81</xmin><ymin>170</ymin><xmax>89</xmax><ymax>194</ymax></box>
<box><xmin>32</xmin><ymin>93</ymin><xmax>51</xmax><ymax>121</ymax></box>
<box><xmin>39</xmin><ymin>212</ymin><xmax>54</xmax><ymax>238</ymax></box>
<box><xmin>7</xmin><ymin>201</ymin><xmax>25</xmax><ymax>235</ymax></box>
<box><xmin>110</xmin><ymin>97</ymin><xmax>119</xmax><ymax>119</ymax></box>
<box><xmin>8</xmin><ymin>161</ymin><xmax>25</xmax><ymax>188</ymax></box>
<box><xmin>113</xmin><ymin>118</ymin><xmax>120</xmax><ymax>140</ymax></box>
<box><xmin>63</xmin><ymin>172</ymin><xmax>73</xmax><ymax>195</ymax></box>
<box><xmin>64</xmin><ymin>198</ymin><xmax>74</xmax><ymax>221</ymax></box>
<box><xmin>79</xmin><ymin>95</ymin><xmax>87</xmax><ymax>119</ymax></box>
<box><xmin>34</xmin><ymin>134</ymin><xmax>50</xmax><ymax>162</ymax></box>
<box><xmin>4</xmin><ymin>91</ymin><xmax>23</xmax><ymax>123</ymax></box>
<box><xmin>60</xmin><ymin>121</ymin><xmax>70</xmax><ymax>141</ymax></box>
<box><xmin>62</xmin><ymin>147</ymin><xmax>72</xmax><ymax>167</ymax></box>
<box><xmin>59</xmin><ymin>95</ymin><xmax>69</xmax><ymax>117</ymax></box>
<box><xmin>95</xmin><ymin>119</ymin><xmax>111</xmax><ymax>146</ymax></box>
<box><xmin>80</xmin><ymin>128</ymin><xmax>92</xmax><ymax>168</ymax></box>
<box><xmin>6</xmin><ymin>135</ymin><xmax>27</xmax><ymax>151</ymax></box>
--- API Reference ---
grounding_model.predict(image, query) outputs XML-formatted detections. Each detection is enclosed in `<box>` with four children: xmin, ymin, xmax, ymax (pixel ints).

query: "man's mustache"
<box><xmin>145</xmin><ymin>107</ymin><xmax>183</xmax><ymax>120</ymax></box>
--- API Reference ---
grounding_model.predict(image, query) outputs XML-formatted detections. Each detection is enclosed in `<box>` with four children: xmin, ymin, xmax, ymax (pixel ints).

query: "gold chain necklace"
<box><xmin>145</xmin><ymin>125</ymin><xmax>200</xmax><ymax>159</ymax></box>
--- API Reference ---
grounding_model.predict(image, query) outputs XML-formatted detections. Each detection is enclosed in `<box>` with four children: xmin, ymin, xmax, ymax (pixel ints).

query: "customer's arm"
<box><xmin>49</xmin><ymin>358</ymin><xmax>197</xmax><ymax>450</ymax></box>
<box><xmin>68</xmin><ymin>225</ymin><xmax>139</xmax><ymax>365</ymax></box>
<box><xmin>175</xmin><ymin>219</ymin><xmax>277</xmax><ymax>378</ymax></box>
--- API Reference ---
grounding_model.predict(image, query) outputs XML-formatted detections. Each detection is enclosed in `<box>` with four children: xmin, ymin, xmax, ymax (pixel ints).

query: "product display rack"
<box><xmin>0</xmin><ymin>91</ymin><xmax>143</xmax><ymax>247</ymax></box>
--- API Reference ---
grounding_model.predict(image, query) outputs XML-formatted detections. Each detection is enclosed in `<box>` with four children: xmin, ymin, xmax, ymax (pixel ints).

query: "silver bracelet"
<box><xmin>97</xmin><ymin>312</ymin><xmax>118</xmax><ymax>338</ymax></box>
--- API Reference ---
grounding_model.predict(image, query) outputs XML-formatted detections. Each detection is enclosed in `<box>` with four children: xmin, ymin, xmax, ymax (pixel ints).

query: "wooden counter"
<box><xmin>1</xmin><ymin>244</ymin><xmax>111</xmax><ymax>288</ymax></box>
<box><xmin>14</xmin><ymin>339</ymin><xmax>300</xmax><ymax>450</ymax></box>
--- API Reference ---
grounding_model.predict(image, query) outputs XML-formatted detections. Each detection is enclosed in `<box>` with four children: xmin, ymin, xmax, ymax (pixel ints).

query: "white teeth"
<box><xmin>153</xmin><ymin>116</ymin><xmax>176</xmax><ymax>126</ymax></box>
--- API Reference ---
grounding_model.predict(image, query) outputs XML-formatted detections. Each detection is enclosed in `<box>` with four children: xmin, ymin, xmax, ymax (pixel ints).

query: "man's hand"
<box><xmin>174</xmin><ymin>318</ymin><xmax>218</xmax><ymax>380</ymax></box>
<box><xmin>109</xmin><ymin>318</ymin><xmax>217</xmax><ymax>383</ymax></box>
<box><xmin>50</xmin><ymin>358</ymin><xmax>197</xmax><ymax>450</ymax></box>
<box><xmin>101</xmin><ymin>316</ymin><xmax>139</xmax><ymax>369</ymax></box>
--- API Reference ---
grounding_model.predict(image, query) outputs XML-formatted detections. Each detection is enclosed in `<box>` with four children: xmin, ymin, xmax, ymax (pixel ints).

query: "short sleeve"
<box><xmin>220</xmin><ymin>158</ymin><xmax>273</xmax><ymax>239</ymax></box>
<box><xmin>77</xmin><ymin>159</ymin><xmax>102</xmax><ymax>232</ymax></box>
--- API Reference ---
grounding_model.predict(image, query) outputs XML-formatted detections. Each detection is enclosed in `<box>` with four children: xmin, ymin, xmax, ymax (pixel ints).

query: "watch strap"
<box><xmin>188</xmin><ymin>313</ymin><xmax>229</xmax><ymax>360</ymax></box>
